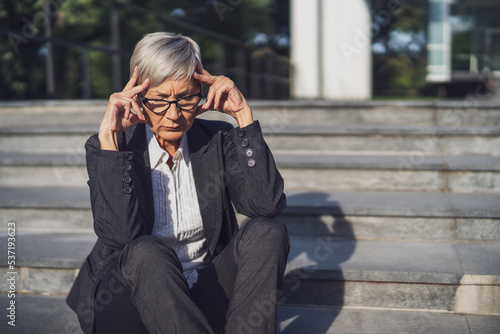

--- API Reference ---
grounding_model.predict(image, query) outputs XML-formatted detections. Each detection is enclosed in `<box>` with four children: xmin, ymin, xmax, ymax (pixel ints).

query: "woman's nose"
<box><xmin>165</xmin><ymin>103</ymin><xmax>182</xmax><ymax>121</ymax></box>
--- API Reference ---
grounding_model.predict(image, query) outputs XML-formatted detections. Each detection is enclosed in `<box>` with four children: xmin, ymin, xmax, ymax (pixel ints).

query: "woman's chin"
<box><xmin>156</xmin><ymin>130</ymin><xmax>185</xmax><ymax>143</ymax></box>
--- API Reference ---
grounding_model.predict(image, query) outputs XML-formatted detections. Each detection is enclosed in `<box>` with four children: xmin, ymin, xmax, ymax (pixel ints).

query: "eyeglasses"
<box><xmin>140</xmin><ymin>91</ymin><xmax>203</xmax><ymax>114</ymax></box>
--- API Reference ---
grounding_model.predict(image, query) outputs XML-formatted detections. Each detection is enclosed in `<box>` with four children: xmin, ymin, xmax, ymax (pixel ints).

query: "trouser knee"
<box><xmin>238</xmin><ymin>217</ymin><xmax>290</xmax><ymax>257</ymax></box>
<box><xmin>118</xmin><ymin>235</ymin><xmax>181</xmax><ymax>278</ymax></box>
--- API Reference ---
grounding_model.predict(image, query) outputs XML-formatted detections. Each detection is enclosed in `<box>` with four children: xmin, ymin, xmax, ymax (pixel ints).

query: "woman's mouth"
<box><xmin>163</xmin><ymin>125</ymin><xmax>183</xmax><ymax>131</ymax></box>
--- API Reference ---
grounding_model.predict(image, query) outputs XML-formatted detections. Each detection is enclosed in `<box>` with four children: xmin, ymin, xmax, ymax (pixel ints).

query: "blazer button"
<box><xmin>245</xmin><ymin>148</ymin><xmax>254</xmax><ymax>158</ymax></box>
<box><xmin>123</xmin><ymin>176</ymin><xmax>132</xmax><ymax>184</ymax></box>
<box><xmin>247</xmin><ymin>159</ymin><xmax>256</xmax><ymax>168</ymax></box>
<box><xmin>237</xmin><ymin>129</ymin><xmax>245</xmax><ymax>137</ymax></box>
<box><xmin>126</xmin><ymin>153</ymin><xmax>133</xmax><ymax>161</ymax></box>
<box><xmin>241</xmin><ymin>138</ymin><xmax>249</xmax><ymax>147</ymax></box>
<box><xmin>124</xmin><ymin>163</ymin><xmax>132</xmax><ymax>171</ymax></box>
<box><xmin>124</xmin><ymin>186</ymin><xmax>133</xmax><ymax>194</ymax></box>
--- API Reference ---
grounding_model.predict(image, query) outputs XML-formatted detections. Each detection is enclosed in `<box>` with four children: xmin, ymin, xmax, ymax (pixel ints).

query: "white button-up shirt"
<box><xmin>146</xmin><ymin>126</ymin><xmax>208</xmax><ymax>288</ymax></box>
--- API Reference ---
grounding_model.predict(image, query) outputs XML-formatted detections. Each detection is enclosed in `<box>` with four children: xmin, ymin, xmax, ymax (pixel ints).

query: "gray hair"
<box><xmin>130</xmin><ymin>32</ymin><xmax>202</xmax><ymax>87</ymax></box>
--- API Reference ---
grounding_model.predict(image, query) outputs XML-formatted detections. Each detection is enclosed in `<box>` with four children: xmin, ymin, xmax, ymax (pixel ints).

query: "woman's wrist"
<box><xmin>235</xmin><ymin>105</ymin><xmax>254</xmax><ymax>128</ymax></box>
<box><xmin>98</xmin><ymin>129</ymin><xmax>119</xmax><ymax>151</ymax></box>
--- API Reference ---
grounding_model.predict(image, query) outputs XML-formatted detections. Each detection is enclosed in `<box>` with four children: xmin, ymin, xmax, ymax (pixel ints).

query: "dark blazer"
<box><xmin>66</xmin><ymin>119</ymin><xmax>286</xmax><ymax>334</ymax></box>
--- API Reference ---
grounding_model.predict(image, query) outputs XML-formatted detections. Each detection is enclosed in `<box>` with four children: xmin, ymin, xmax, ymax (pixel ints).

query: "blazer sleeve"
<box><xmin>222</xmin><ymin>121</ymin><xmax>286</xmax><ymax>218</ymax></box>
<box><xmin>85</xmin><ymin>134</ymin><xmax>147</xmax><ymax>251</ymax></box>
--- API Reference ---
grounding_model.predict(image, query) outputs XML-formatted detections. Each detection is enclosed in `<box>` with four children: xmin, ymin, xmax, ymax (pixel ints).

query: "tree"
<box><xmin>370</xmin><ymin>0</ymin><xmax>428</xmax><ymax>97</ymax></box>
<box><xmin>0</xmin><ymin>0</ymin><xmax>277</xmax><ymax>100</ymax></box>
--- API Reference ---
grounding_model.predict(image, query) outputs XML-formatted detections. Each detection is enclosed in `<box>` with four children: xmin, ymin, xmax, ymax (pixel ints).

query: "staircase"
<box><xmin>1</xmin><ymin>100</ymin><xmax>499</xmax><ymax>333</ymax></box>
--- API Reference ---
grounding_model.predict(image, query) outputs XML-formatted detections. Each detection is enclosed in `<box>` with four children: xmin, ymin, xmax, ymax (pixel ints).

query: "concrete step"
<box><xmin>2</xmin><ymin>294</ymin><xmax>499</xmax><ymax>334</ymax></box>
<box><xmin>279</xmin><ymin>154</ymin><xmax>500</xmax><ymax>193</ymax></box>
<box><xmin>0</xmin><ymin>294</ymin><xmax>84</xmax><ymax>334</ymax></box>
<box><xmin>2</xmin><ymin>152</ymin><xmax>499</xmax><ymax>193</ymax></box>
<box><xmin>283</xmin><ymin>237</ymin><xmax>500</xmax><ymax>315</ymax></box>
<box><xmin>2</xmin><ymin>124</ymin><xmax>499</xmax><ymax>156</ymax></box>
<box><xmin>283</xmin><ymin>190</ymin><xmax>500</xmax><ymax>218</ymax></box>
<box><xmin>281</xmin><ymin>191</ymin><xmax>500</xmax><ymax>241</ymax></box>
<box><xmin>2</xmin><ymin>187</ymin><xmax>499</xmax><ymax>241</ymax></box>
<box><xmin>2</xmin><ymin>100</ymin><xmax>500</xmax><ymax>127</ymax></box>
<box><xmin>263</xmin><ymin>125</ymin><xmax>500</xmax><ymax>156</ymax></box>
<box><xmin>1</xmin><ymin>231</ymin><xmax>499</xmax><ymax>315</ymax></box>
<box><xmin>249</xmin><ymin>100</ymin><xmax>500</xmax><ymax>127</ymax></box>
<box><xmin>278</xmin><ymin>305</ymin><xmax>500</xmax><ymax>334</ymax></box>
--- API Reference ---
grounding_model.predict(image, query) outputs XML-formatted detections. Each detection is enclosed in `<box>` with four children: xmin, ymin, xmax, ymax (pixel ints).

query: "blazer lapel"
<box><xmin>188</xmin><ymin>120</ymin><xmax>223</xmax><ymax>256</ymax></box>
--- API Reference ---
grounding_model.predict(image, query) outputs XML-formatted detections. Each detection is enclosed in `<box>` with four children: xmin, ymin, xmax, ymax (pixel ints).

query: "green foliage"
<box><xmin>0</xmin><ymin>0</ymin><xmax>275</xmax><ymax>100</ymax></box>
<box><xmin>0</xmin><ymin>0</ymin><xmax>46</xmax><ymax>99</ymax></box>
<box><xmin>371</xmin><ymin>0</ymin><xmax>428</xmax><ymax>96</ymax></box>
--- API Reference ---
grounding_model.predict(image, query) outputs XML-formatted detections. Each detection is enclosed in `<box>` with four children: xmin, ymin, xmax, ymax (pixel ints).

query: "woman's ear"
<box><xmin>195</xmin><ymin>62</ymin><xmax>204</xmax><ymax>74</ymax></box>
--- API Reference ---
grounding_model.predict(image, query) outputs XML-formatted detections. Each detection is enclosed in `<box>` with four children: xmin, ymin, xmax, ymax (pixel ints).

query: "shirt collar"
<box><xmin>146</xmin><ymin>126</ymin><xmax>190</xmax><ymax>169</ymax></box>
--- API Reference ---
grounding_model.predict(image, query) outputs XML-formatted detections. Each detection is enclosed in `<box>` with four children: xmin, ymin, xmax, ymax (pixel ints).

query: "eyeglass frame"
<box><xmin>139</xmin><ymin>89</ymin><xmax>204</xmax><ymax>114</ymax></box>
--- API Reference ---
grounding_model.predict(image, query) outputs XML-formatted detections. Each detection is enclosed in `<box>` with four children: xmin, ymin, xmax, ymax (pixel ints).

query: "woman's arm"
<box><xmin>222</xmin><ymin>121</ymin><xmax>286</xmax><ymax>218</ymax></box>
<box><xmin>86</xmin><ymin>68</ymin><xmax>151</xmax><ymax>250</ymax></box>
<box><xmin>193</xmin><ymin>66</ymin><xmax>285</xmax><ymax>217</ymax></box>
<box><xmin>86</xmin><ymin>134</ymin><xmax>148</xmax><ymax>251</ymax></box>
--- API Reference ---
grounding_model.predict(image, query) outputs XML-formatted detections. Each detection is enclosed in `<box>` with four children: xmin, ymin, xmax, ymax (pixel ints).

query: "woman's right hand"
<box><xmin>98</xmin><ymin>67</ymin><xmax>150</xmax><ymax>150</ymax></box>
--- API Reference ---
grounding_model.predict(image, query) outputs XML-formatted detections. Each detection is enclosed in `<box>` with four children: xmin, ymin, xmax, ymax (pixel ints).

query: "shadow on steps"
<box><xmin>279</xmin><ymin>192</ymin><xmax>356</xmax><ymax>333</ymax></box>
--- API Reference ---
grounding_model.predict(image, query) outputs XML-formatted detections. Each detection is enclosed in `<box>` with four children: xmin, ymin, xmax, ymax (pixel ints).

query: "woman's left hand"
<box><xmin>193</xmin><ymin>65</ymin><xmax>254</xmax><ymax>128</ymax></box>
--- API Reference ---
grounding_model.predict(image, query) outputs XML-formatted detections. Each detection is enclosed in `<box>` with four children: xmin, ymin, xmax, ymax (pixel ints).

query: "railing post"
<box><xmin>251</xmin><ymin>51</ymin><xmax>263</xmax><ymax>99</ymax></box>
<box><xmin>216</xmin><ymin>41</ymin><xmax>226</xmax><ymax>75</ymax></box>
<box><xmin>81</xmin><ymin>49</ymin><xmax>91</xmax><ymax>99</ymax></box>
<box><xmin>43</xmin><ymin>0</ymin><xmax>55</xmax><ymax>98</ymax></box>
<box><xmin>264</xmin><ymin>54</ymin><xmax>274</xmax><ymax>99</ymax></box>
<box><xmin>111</xmin><ymin>2</ymin><xmax>122</xmax><ymax>92</ymax></box>
<box><xmin>235</xmin><ymin>47</ymin><xmax>247</xmax><ymax>96</ymax></box>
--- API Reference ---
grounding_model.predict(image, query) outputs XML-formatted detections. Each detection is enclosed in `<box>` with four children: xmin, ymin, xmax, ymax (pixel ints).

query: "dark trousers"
<box><xmin>93</xmin><ymin>217</ymin><xmax>290</xmax><ymax>334</ymax></box>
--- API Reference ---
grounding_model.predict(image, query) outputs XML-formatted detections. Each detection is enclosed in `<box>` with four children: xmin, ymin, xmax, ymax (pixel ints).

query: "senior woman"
<box><xmin>66</xmin><ymin>32</ymin><xmax>289</xmax><ymax>334</ymax></box>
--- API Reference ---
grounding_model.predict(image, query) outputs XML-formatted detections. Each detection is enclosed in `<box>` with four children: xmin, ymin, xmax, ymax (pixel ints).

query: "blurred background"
<box><xmin>2</xmin><ymin>3</ymin><xmax>500</xmax><ymax>332</ymax></box>
<box><xmin>0</xmin><ymin>0</ymin><xmax>499</xmax><ymax>101</ymax></box>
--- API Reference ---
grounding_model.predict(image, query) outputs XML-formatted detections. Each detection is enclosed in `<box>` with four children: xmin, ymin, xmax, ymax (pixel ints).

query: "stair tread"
<box><xmin>2</xmin><ymin>124</ymin><xmax>499</xmax><ymax>136</ymax></box>
<box><xmin>1</xmin><ymin>187</ymin><xmax>499</xmax><ymax>218</ymax></box>
<box><xmin>2</xmin><ymin>293</ymin><xmax>499</xmax><ymax>334</ymax></box>
<box><xmin>276</xmin><ymin>153</ymin><xmax>500</xmax><ymax>170</ymax></box>
<box><xmin>284</xmin><ymin>190</ymin><xmax>500</xmax><ymax>218</ymax></box>
<box><xmin>1</xmin><ymin>231</ymin><xmax>499</xmax><ymax>285</ymax></box>
<box><xmin>0</xmin><ymin>231</ymin><xmax>96</xmax><ymax>268</ymax></box>
<box><xmin>278</xmin><ymin>304</ymin><xmax>500</xmax><ymax>334</ymax></box>
<box><xmin>2</xmin><ymin>152</ymin><xmax>499</xmax><ymax>171</ymax></box>
<box><xmin>0</xmin><ymin>186</ymin><xmax>90</xmax><ymax>209</ymax></box>
<box><xmin>265</xmin><ymin>125</ymin><xmax>500</xmax><ymax>136</ymax></box>
<box><xmin>286</xmin><ymin>237</ymin><xmax>500</xmax><ymax>284</ymax></box>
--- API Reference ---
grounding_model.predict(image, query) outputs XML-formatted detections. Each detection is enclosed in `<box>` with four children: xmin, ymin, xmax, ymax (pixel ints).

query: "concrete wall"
<box><xmin>426</xmin><ymin>0</ymin><xmax>452</xmax><ymax>82</ymax></box>
<box><xmin>291</xmin><ymin>0</ymin><xmax>372</xmax><ymax>100</ymax></box>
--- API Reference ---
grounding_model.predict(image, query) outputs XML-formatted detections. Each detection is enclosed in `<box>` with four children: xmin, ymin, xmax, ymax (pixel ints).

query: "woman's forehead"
<box><xmin>148</xmin><ymin>77</ymin><xmax>199</xmax><ymax>95</ymax></box>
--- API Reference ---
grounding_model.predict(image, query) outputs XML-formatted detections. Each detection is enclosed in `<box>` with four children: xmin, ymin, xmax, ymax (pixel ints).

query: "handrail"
<box><xmin>113</xmin><ymin>1</ymin><xmax>289</xmax><ymax>63</ymax></box>
<box><xmin>0</xmin><ymin>28</ymin><xmax>129</xmax><ymax>56</ymax></box>
<box><xmin>1</xmin><ymin>2</ymin><xmax>290</xmax><ymax>99</ymax></box>
<box><xmin>114</xmin><ymin>1</ymin><xmax>247</xmax><ymax>48</ymax></box>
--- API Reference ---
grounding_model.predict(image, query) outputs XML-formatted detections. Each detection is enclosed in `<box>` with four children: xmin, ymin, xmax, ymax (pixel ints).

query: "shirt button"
<box><xmin>123</xmin><ymin>176</ymin><xmax>132</xmax><ymax>184</ymax></box>
<box><xmin>247</xmin><ymin>159</ymin><xmax>256</xmax><ymax>168</ymax></box>
<box><xmin>124</xmin><ymin>186</ymin><xmax>133</xmax><ymax>194</ymax></box>
<box><xmin>123</xmin><ymin>163</ymin><xmax>132</xmax><ymax>171</ymax></box>
<box><xmin>126</xmin><ymin>153</ymin><xmax>133</xmax><ymax>161</ymax></box>
<box><xmin>237</xmin><ymin>129</ymin><xmax>245</xmax><ymax>137</ymax></box>
<box><xmin>245</xmin><ymin>148</ymin><xmax>254</xmax><ymax>158</ymax></box>
<box><xmin>241</xmin><ymin>138</ymin><xmax>249</xmax><ymax>147</ymax></box>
